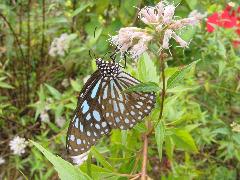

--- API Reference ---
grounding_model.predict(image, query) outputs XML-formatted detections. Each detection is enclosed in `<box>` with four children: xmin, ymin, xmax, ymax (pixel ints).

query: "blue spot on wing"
<box><xmin>74</xmin><ymin>116</ymin><xmax>79</xmax><ymax>128</ymax></box>
<box><xmin>91</xmin><ymin>80</ymin><xmax>101</xmax><ymax>98</ymax></box>
<box><xmin>93</xmin><ymin>110</ymin><xmax>101</xmax><ymax>121</ymax></box>
<box><xmin>110</xmin><ymin>80</ymin><xmax>115</xmax><ymax>98</ymax></box>
<box><xmin>119</xmin><ymin>102</ymin><xmax>125</xmax><ymax>113</ymax></box>
<box><xmin>81</xmin><ymin>100</ymin><xmax>89</xmax><ymax>114</ymax></box>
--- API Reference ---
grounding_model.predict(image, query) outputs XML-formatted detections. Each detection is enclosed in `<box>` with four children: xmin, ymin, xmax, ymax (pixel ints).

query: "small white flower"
<box><xmin>56</xmin><ymin>116</ymin><xmax>66</xmax><ymax>128</ymax></box>
<box><xmin>129</xmin><ymin>41</ymin><xmax>148</xmax><ymax>59</ymax></box>
<box><xmin>231</xmin><ymin>122</ymin><xmax>240</xmax><ymax>133</ymax></box>
<box><xmin>61</xmin><ymin>78</ymin><xmax>69</xmax><ymax>88</ymax></box>
<box><xmin>169</xmin><ymin>10</ymin><xmax>205</xmax><ymax>30</ymax></box>
<box><xmin>172</xmin><ymin>32</ymin><xmax>188</xmax><ymax>48</ymax></box>
<box><xmin>188</xmin><ymin>10</ymin><xmax>206</xmax><ymax>22</ymax></box>
<box><xmin>162</xmin><ymin>29</ymin><xmax>174</xmax><ymax>49</ymax></box>
<box><xmin>9</xmin><ymin>136</ymin><xmax>28</xmax><ymax>156</ymax></box>
<box><xmin>40</xmin><ymin>110</ymin><xmax>50</xmax><ymax>123</ymax></box>
<box><xmin>162</xmin><ymin>4</ymin><xmax>175</xmax><ymax>24</ymax></box>
<box><xmin>49</xmin><ymin>33</ymin><xmax>76</xmax><ymax>57</ymax></box>
<box><xmin>71</xmin><ymin>151</ymin><xmax>89</xmax><ymax>166</ymax></box>
<box><xmin>0</xmin><ymin>157</ymin><xmax>5</xmax><ymax>165</ymax></box>
<box><xmin>138</xmin><ymin>6</ymin><xmax>161</xmax><ymax>25</ymax></box>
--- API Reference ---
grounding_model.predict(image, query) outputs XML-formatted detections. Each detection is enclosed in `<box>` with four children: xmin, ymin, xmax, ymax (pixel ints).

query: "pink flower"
<box><xmin>110</xmin><ymin>27</ymin><xmax>153</xmax><ymax>59</ymax></box>
<box><xmin>163</xmin><ymin>5</ymin><xmax>175</xmax><ymax>24</ymax></box>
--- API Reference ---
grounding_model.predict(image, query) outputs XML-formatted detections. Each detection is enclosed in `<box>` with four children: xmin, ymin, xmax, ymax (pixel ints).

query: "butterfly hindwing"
<box><xmin>101</xmin><ymin>71</ymin><xmax>156</xmax><ymax>130</ymax></box>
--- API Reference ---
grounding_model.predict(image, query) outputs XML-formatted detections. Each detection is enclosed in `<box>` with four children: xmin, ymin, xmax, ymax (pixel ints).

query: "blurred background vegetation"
<box><xmin>0</xmin><ymin>0</ymin><xmax>240</xmax><ymax>179</ymax></box>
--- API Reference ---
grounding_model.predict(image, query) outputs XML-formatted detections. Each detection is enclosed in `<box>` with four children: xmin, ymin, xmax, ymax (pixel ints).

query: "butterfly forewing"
<box><xmin>67</xmin><ymin>71</ymin><xmax>110</xmax><ymax>156</ymax></box>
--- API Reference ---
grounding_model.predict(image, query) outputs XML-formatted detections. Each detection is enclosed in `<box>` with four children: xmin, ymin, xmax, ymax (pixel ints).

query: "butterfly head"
<box><xmin>96</xmin><ymin>58</ymin><xmax>121</xmax><ymax>77</ymax></box>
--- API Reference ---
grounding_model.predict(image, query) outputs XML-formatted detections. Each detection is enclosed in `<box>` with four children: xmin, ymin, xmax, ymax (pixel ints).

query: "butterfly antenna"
<box><xmin>110</xmin><ymin>46</ymin><xmax>119</xmax><ymax>62</ymax></box>
<box><xmin>123</xmin><ymin>52</ymin><xmax>127</xmax><ymax>68</ymax></box>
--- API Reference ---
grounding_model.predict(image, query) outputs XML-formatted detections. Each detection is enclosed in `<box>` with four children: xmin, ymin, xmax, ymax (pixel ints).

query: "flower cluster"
<box><xmin>207</xmin><ymin>4</ymin><xmax>240</xmax><ymax>47</ymax></box>
<box><xmin>49</xmin><ymin>33</ymin><xmax>77</xmax><ymax>57</ymax></box>
<box><xmin>231</xmin><ymin>122</ymin><xmax>240</xmax><ymax>133</ymax></box>
<box><xmin>61</xmin><ymin>78</ymin><xmax>70</xmax><ymax>88</ymax></box>
<box><xmin>40</xmin><ymin>110</ymin><xmax>50</xmax><ymax>123</ymax></box>
<box><xmin>110</xmin><ymin>1</ymin><xmax>204</xmax><ymax>59</ymax></box>
<box><xmin>9</xmin><ymin>136</ymin><xmax>28</xmax><ymax>156</ymax></box>
<box><xmin>110</xmin><ymin>27</ymin><xmax>153</xmax><ymax>59</ymax></box>
<box><xmin>0</xmin><ymin>157</ymin><xmax>5</xmax><ymax>165</ymax></box>
<box><xmin>56</xmin><ymin>116</ymin><xmax>66</xmax><ymax>128</ymax></box>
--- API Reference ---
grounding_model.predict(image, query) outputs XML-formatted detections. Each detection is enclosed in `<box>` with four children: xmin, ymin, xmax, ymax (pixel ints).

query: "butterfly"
<box><xmin>66</xmin><ymin>57</ymin><xmax>156</xmax><ymax>156</ymax></box>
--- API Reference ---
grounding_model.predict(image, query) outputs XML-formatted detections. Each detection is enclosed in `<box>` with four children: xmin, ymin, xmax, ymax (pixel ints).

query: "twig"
<box><xmin>0</xmin><ymin>12</ymin><xmax>27</xmax><ymax>106</ymax></box>
<box><xmin>41</xmin><ymin>0</ymin><xmax>45</xmax><ymax>61</ymax></box>
<box><xmin>140</xmin><ymin>130</ymin><xmax>148</xmax><ymax>180</ymax></box>
<box><xmin>26</xmin><ymin>0</ymin><xmax>32</xmax><ymax>103</ymax></box>
<box><xmin>71</xmin><ymin>0</ymin><xmax>77</xmax><ymax>32</ymax></box>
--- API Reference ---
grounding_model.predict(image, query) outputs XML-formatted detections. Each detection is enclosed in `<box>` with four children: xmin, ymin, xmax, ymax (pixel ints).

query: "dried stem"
<box><xmin>0</xmin><ymin>12</ymin><xmax>27</xmax><ymax>106</ymax></box>
<box><xmin>71</xmin><ymin>0</ymin><xmax>77</xmax><ymax>32</ymax></box>
<box><xmin>140</xmin><ymin>129</ymin><xmax>148</xmax><ymax>180</ymax></box>
<box><xmin>26</xmin><ymin>0</ymin><xmax>32</xmax><ymax>103</ymax></box>
<box><xmin>41</xmin><ymin>0</ymin><xmax>45</xmax><ymax>60</ymax></box>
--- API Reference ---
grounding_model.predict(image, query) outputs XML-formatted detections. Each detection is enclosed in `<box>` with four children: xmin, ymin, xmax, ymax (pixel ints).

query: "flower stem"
<box><xmin>147</xmin><ymin>52</ymin><xmax>166</xmax><ymax>135</ymax></box>
<box><xmin>156</xmin><ymin>52</ymin><xmax>166</xmax><ymax>126</ymax></box>
<box><xmin>140</xmin><ymin>52</ymin><xmax>167</xmax><ymax>179</ymax></box>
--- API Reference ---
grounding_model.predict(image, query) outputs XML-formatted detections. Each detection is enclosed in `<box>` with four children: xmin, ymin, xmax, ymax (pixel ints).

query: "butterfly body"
<box><xmin>67</xmin><ymin>58</ymin><xmax>156</xmax><ymax>156</ymax></box>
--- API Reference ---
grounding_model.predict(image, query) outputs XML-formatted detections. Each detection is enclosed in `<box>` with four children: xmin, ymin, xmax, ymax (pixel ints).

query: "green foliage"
<box><xmin>0</xmin><ymin>0</ymin><xmax>240</xmax><ymax>179</ymax></box>
<box><xmin>31</xmin><ymin>140</ymin><xmax>91</xmax><ymax>180</ymax></box>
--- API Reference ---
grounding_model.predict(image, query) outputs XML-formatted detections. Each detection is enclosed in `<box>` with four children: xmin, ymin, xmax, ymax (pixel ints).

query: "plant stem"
<box><xmin>147</xmin><ymin>52</ymin><xmax>166</xmax><ymax>135</ymax></box>
<box><xmin>140</xmin><ymin>131</ymin><xmax>148</xmax><ymax>180</ymax></box>
<box><xmin>41</xmin><ymin>0</ymin><xmax>45</xmax><ymax>60</ymax></box>
<box><xmin>140</xmin><ymin>52</ymin><xmax>167</xmax><ymax>179</ymax></box>
<box><xmin>157</xmin><ymin>52</ymin><xmax>166</xmax><ymax>125</ymax></box>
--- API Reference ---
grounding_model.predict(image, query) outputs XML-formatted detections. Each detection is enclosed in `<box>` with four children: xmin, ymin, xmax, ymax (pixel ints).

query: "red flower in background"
<box><xmin>207</xmin><ymin>4</ymin><xmax>240</xmax><ymax>47</ymax></box>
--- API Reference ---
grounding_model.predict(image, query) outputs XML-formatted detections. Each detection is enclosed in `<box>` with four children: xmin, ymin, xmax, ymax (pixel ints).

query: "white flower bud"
<box><xmin>9</xmin><ymin>136</ymin><xmax>28</xmax><ymax>156</ymax></box>
<box><xmin>172</xmin><ymin>32</ymin><xmax>188</xmax><ymax>48</ymax></box>
<box><xmin>162</xmin><ymin>29</ymin><xmax>173</xmax><ymax>49</ymax></box>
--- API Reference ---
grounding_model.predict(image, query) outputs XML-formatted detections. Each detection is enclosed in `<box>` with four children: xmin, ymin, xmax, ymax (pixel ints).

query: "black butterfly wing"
<box><xmin>101</xmin><ymin>71</ymin><xmax>156</xmax><ymax>130</ymax></box>
<box><xmin>66</xmin><ymin>70</ymin><xmax>111</xmax><ymax>156</ymax></box>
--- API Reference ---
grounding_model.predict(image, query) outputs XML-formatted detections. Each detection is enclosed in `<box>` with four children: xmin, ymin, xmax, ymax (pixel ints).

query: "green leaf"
<box><xmin>91</xmin><ymin>147</ymin><xmax>115</xmax><ymax>171</ymax></box>
<box><xmin>167</xmin><ymin>60</ymin><xmax>200</xmax><ymax>89</ymax></box>
<box><xmin>185</xmin><ymin>0</ymin><xmax>197</xmax><ymax>9</ymax></box>
<box><xmin>165</xmin><ymin>136</ymin><xmax>174</xmax><ymax>161</ymax></box>
<box><xmin>125</xmin><ymin>82</ymin><xmax>159</xmax><ymax>93</ymax></box>
<box><xmin>137</xmin><ymin>53</ymin><xmax>158</xmax><ymax>83</ymax></box>
<box><xmin>45</xmin><ymin>84</ymin><xmax>62</xmax><ymax>100</ymax></box>
<box><xmin>71</xmin><ymin>2</ymin><xmax>93</xmax><ymax>17</ymax></box>
<box><xmin>119</xmin><ymin>0</ymin><xmax>138</xmax><ymax>25</ymax></box>
<box><xmin>155</xmin><ymin>121</ymin><xmax>165</xmax><ymax>161</ymax></box>
<box><xmin>0</xmin><ymin>81</ymin><xmax>14</xmax><ymax>89</ymax></box>
<box><xmin>70</xmin><ymin>79</ymin><xmax>82</xmax><ymax>91</ymax></box>
<box><xmin>170</xmin><ymin>129</ymin><xmax>198</xmax><ymax>153</ymax></box>
<box><xmin>218</xmin><ymin>60</ymin><xmax>226</xmax><ymax>76</ymax></box>
<box><xmin>218</xmin><ymin>41</ymin><xmax>226</xmax><ymax>59</ymax></box>
<box><xmin>31</xmin><ymin>140</ymin><xmax>91</xmax><ymax>180</ymax></box>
